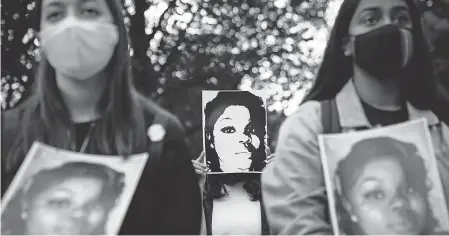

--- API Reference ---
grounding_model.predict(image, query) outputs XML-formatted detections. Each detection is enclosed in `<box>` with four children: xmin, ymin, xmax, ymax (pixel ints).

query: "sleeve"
<box><xmin>261</xmin><ymin>101</ymin><xmax>334</xmax><ymax>235</ymax></box>
<box><xmin>151</xmin><ymin>116</ymin><xmax>203</xmax><ymax>235</ymax></box>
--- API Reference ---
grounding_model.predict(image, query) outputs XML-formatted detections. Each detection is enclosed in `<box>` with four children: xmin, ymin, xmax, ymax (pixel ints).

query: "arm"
<box><xmin>261</xmin><ymin>101</ymin><xmax>333</xmax><ymax>235</ymax></box>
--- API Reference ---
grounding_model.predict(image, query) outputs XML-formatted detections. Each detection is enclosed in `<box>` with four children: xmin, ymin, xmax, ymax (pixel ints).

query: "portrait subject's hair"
<box><xmin>203</xmin><ymin>174</ymin><xmax>269</xmax><ymax>235</ymax></box>
<box><xmin>334</xmin><ymin>136</ymin><xmax>439</xmax><ymax>235</ymax></box>
<box><xmin>1</xmin><ymin>162</ymin><xmax>125</xmax><ymax>235</ymax></box>
<box><xmin>4</xmin><ymin>0</ymin><xmax>148</xmax><ymax>176</ymax></box>
<box><xmin>204</xmin><ymin>174</ymin><xmax>262</xmax><ymax>201</ymax></box>
<box><xmin>303</xmin><ymin>0</ymin><xmax>435</xmax><ymax>111</ymax></box>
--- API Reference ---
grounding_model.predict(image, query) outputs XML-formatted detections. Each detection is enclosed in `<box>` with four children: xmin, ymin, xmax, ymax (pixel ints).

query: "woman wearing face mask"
<box><xmin>2</xmin><ymin>162</ymin><xmax>125</xmax><ymax>235</ymax></box>
<box><xmin>0</xmin><ymin>0</ymin><xmax>202</xmax><ymax>234</ymax></box>
<box><xmin>261</xmin><ymin>0</ymin><xmax>449</xmax><ymax>234</ymax></box>
<box><xmin>191</xmin><ymin>91</ymin><xmax>273</xmax><ymax>235</ymax></box>
<box><xmin>335</xmin><ymin>137</ymin><xmax>446</xmax><ymax>235</ymax></box>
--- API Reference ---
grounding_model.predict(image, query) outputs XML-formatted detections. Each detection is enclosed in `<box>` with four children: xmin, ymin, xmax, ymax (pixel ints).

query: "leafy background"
<box><xmin>2</xmin><ymin>0</ymin><xmax>448</xmax><ymax>157</ymax></box>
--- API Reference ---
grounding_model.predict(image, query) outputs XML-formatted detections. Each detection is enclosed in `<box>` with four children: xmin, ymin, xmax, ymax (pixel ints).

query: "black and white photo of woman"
<box><xmin>334</xmin><ymin>136</ymin><xmax>448</xmax><ymax>235</ymax></box>
<box><xmin>1</xmin><ymin>162</ymin><xmax>125</xmax><ymax>235</ymax></box>
<box><xmin>191</xmin><ymin>90</ymin><xmax>274</xmax><ymax>235</ymax></box>
<box><xmin>203</xmin><ymin>91</ymin><xmax>267</xmax><ymax>174</ymax></box>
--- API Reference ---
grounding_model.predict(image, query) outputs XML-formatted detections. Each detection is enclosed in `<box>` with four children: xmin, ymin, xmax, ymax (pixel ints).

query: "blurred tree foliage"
<box><xmin>2</xmin><ymin>0</ymin><xmax>447</xmax><ymax>156</ymax></box>
<box><xmin>1</xmin><ymin>0</ymin><xmax>330</xmax><ymax>155</ymax></box>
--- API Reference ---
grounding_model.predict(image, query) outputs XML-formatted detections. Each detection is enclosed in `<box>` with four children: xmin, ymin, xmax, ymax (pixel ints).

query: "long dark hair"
<box><xmin>334</xmin><ymin>136</ymin><xmax>440</xmax><ymax>235</ymax></box>
<box><xmin>5</xmin><ymin>0</ymin><xmax>148</xmax><ymax>174</ymax></box>
<box><xmin>303</xmin><ymin>0</ymin><xmax>435</xmax><ymax>111</ymax></box>
<box><xmin>1</xmin><ymin>162</ymin><xmax>125</xmax><ymax>235</ymax></box>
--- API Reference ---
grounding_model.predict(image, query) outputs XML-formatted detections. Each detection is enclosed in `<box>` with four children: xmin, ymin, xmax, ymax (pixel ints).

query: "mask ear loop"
<box><xmin>399</xmin><ymin>28</ymin><xmax>414</xmax><ymax>68</ymax></box>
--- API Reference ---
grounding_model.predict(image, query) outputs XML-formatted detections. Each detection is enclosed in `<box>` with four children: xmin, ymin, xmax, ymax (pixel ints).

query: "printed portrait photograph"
<box><xmin>202</xmin><ymin>90</ymin><xmax>268</xmax><ymax>174</ymax></box>
<box><xmin>319</xmin><ymin>119</ymin><xmax>449</xmax><ymax>235</ymax></box>
<box><xmin>1</xmin><ymin>142</ymin><xmax>149</xmax><ymax>235</ymax></box>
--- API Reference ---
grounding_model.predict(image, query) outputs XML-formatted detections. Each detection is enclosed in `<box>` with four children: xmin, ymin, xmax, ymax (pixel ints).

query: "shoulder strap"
<box><xmin>320</xmin><ymin>99</ymin><xmax>342</xmax><ymax>134</ymax></box>
<box><xmin>148</xmin><ymin>112</ymin><xmax>169</xmax><ymax>161</ymax></box>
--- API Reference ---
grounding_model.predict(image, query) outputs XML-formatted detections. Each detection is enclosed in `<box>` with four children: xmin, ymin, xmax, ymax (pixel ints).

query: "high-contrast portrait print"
<box><xmin>319</xmin><ymin>119</ymin><xmax>449</xmax><ymax>235</ymax></box>
<box><xmin>1</xmin><ymin>142</ymin><xmax>149</xmax><ymax>235</ymax></box>
<box><xmin>202</xmin><ymin>90</ymin><xmax>268</xmax><ymax>174</ymax></box>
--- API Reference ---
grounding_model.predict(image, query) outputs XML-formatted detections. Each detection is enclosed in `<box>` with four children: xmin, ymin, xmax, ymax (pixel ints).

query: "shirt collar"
<box><xmin>335</xmin><ymin>79</ymin><xmax>440</xmax><ymax>128</ymax></box>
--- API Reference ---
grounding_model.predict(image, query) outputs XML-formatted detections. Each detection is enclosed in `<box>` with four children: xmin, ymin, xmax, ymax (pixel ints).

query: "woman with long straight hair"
<box><xmin>261</xmin><ymin>0</ymin><xmax>449</xmax><ymax>234</ymax></box>
<box><xmin>1</xmin><ymin>0</ymin><xmax>202</xmax><ymax>234</ymax></box>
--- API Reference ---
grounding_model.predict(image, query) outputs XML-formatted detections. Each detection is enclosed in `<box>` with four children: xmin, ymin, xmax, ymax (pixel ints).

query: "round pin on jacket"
<box><xmin>147</xmin><ymin>124</ymin><xmax>166</xmax><ymax>142</ymax></box>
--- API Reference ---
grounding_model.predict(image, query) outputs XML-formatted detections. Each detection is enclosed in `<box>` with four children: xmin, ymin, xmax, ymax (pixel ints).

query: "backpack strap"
<box><xmin>148</xmin><ymin>112</ymin><xmax>169</xmax><ymax>161</ymax></box>
<box><xmin>319</xmin><ymin>99</ymin><xmax>342</xmax><ymax>232</ymax></box>
<box><xmin>320</xmin><ymin>99</ymin><xmax>342</xmax><ymax>134</ymax></box>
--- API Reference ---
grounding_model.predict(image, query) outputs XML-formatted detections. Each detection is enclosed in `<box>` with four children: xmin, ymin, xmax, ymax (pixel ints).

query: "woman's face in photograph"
<box><xmin>25</xmin><ymin>176</ymin><xmax>107</xmax><ymax>235</ymax></box>
<box><xmin>345</xmin><ymin>157</ymin><xmax>427</xmax><ymax>235</ymax></box>
<box><xmin>212</xmin><ymin>105</ymin><xmax>261</xmax><ymax>172</ymax></box>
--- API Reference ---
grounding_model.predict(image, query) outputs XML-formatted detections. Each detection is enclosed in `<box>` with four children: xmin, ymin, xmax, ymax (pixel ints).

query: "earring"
<box><xmin>20</xmin><ymin>211</ymin><xmax>28</xmax><ymax>220</ymax></box>
<box><xmin>350</xmin><ymin>215</ymin><xmax>358</xmax><ymax>222</ymax></box>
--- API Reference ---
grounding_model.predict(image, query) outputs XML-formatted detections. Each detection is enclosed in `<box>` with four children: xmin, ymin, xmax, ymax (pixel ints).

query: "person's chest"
<box><xmin>212</xmin><ymin>195</ymin><xmax>262</xmax><ymax>235</ymax></box>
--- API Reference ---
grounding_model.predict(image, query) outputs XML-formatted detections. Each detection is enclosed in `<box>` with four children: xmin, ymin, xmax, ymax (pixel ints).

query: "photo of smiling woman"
<box><xmin>1</xmin><ymin>162</ymin><xmax>125</xmax><ymax>235</ymax></box>
<box><xmin>319</xmin><ymin>119</ymin><xmax>449</xmax><ymax>235</ymax></box>
<box><xmin>203</xmin><ymin>91</ymin><xmax>267</xmax><ymax>174</ymax></box>
<box><xmin>334</xmin><ymin>136</ymin><xmax>447</xmax><ymax>235</ymax></box>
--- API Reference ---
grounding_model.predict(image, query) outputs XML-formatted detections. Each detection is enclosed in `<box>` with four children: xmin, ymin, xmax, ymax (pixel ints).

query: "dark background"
<box><xmin>2</xmin><ymin>0</ymin><xmax>448</xmax><ymax>157</ymax></box>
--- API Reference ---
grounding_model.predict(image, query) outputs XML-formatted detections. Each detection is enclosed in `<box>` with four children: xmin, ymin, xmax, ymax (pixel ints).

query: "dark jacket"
<box><xmin>433</xmin><ymin>58</ymin><xmax>449</xmax><ymax>125</ymax></box>
<box><xmin>1</xmin><ymin>96</ymin><xmax>202</xmax><ymax>235</ymax></box>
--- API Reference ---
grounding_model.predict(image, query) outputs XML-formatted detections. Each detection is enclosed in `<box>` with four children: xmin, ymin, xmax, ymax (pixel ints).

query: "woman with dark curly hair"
<box><xmin>1</xmin><ymin>162</ymin><xmax>125</xmax><ymax>235</ymax></box>
<box><xmin>191</xmin><ymin>91</ymin><xmax>273</xmax><ymax>235</ymax></box>
<box><xmin>334</xmin><ymin>136</ymin><xmax>447</xmax><ymax>235</ymax></box>
<box><xmin>204</xmin><ymin>91</ymin><xmax>267</xmax><ymax>173</ymax></box>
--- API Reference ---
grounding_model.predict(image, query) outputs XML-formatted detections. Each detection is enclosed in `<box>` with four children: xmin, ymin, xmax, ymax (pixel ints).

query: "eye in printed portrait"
<box><xmin>203</xmin><ymin>91</ymin><xmax>267</xmax><ymax>173</ymax></box>
<box><xmin>1</xmin><ymin>162</ymin><xmax>125</xmax><ymax>235</ymax></box>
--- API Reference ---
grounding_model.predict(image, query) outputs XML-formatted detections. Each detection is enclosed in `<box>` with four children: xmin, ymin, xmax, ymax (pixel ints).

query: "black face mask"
<box><xmin>351</xmin><ymin>25</ymin><xmax>414</xmax><ymax>79</ymax></box>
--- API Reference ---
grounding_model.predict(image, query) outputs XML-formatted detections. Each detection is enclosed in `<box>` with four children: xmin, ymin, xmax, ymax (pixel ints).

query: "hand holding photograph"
<box><xmin>202</xmin><ymin>90</ymin><xmax>268</xmax><ymax>174</ymax></box>
<box><xmin>319</xmin><ymin>119</ymin><xmax>449</xmax><ymax>235</ymax></box>
<box><xmin>1</xmin><ymin>142</ymin><xmax>149</xmax><ymax>235</ymax></box>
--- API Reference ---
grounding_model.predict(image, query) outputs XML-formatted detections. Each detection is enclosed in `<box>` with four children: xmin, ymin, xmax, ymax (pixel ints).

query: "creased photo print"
<box><xmin>319</xmin><ymin>119</ymin><xmax>449</xmax><ymax>235</ymax></box>
<box><xmin>1</xmin><ymin>142</ymin><xmax>149</xmax><ymax>235</ymax></box>
<box><xmin>202</xmin><ymin>90</ymin><xmax>268</xmax><ymax>174</ymax></box>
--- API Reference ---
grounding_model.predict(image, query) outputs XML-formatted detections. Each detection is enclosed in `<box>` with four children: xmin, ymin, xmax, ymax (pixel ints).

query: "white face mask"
<box><xmin>39</xmin><ymin>17</ymin><xmax>119</xmax><ymax>80</ymax></box>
